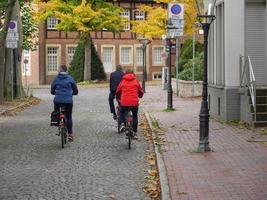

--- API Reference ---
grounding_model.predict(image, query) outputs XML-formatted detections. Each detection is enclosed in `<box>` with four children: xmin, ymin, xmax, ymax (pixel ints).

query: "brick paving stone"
<box><xmin>142</xmin><ymin>85</ymin><xmax>267</xmax><ymax>200</ymax></box>
<box><xmin>0</xmin><ymin>88</ymin><xmax>150</xmax><ymax>200</ymax></box>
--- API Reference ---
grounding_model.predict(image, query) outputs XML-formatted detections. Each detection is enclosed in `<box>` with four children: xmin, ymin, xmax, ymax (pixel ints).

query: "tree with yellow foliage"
<box><xmin>131</xmin><ymin>0</ymin><xmax>203</xmax><ymax>38</ymax></box>
<box><xmin>34</xmin><ymin>0</ymin><xmax>126</xmax><ymax>81</ymax></box>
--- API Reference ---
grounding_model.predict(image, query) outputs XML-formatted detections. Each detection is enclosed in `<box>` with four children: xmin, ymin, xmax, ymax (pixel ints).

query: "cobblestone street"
<box><xmin>0</xmin><ymin>87</ymin><xmax>150</xmax><ymax>200</ymax></box>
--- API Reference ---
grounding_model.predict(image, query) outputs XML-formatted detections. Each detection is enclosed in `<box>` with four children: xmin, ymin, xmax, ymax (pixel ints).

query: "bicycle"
<box><xmin>116</xmin><ymin>101</ymin><xmax>134</xmax><ymax>149</ymax></box>
<box><xmin>58</xmin><ymin>106</ymin><xmax>68</xmax><ymax>148</ymax></box>
<box><xmin>124</xmin><ymin>109</ymin><xmax>134</xmax><ymax>150</ymax></box>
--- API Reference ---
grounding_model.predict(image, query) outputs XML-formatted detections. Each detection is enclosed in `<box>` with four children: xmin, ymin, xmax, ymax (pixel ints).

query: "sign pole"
<box><xmin>176</xmin><ymin>37</ymin><xmax>179</xmax><ymax>96</ymax></box>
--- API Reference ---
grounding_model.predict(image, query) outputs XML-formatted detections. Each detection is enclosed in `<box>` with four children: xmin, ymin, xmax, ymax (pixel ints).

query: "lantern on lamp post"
<box><xmin>195</xmin><ymin>0</ymin><xmax>216</xmax><ymax>152</ymax></box>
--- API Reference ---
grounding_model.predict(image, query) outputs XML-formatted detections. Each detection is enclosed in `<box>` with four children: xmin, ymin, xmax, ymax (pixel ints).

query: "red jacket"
<box><xmin>116</xmin><ymin>74</ymin><xmax>144</xmax><ymax>106</ymax></box>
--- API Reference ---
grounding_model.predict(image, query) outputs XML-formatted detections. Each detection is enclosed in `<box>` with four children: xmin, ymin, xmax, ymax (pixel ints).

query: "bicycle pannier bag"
<box><xmin>50</xmin><ymin>110</ymin><xmax>60</xmax><ymax>126</ymax></box>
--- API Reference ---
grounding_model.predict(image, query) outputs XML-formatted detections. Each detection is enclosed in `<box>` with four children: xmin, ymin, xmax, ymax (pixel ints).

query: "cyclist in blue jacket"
<box><xmin>51</xmin><ymin>65</ymin><xmax>78</xmax><ymax>141</ymax></box>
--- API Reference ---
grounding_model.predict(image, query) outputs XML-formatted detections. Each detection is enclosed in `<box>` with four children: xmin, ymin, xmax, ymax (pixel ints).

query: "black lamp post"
<box><xmin>166</xmin><ymin>19</ymin><xmax>176</xmax><ymax>109</ymax></box>
<box><xmin>139</xmin><ymin>37</ymin><xmax>151</xmax><ymax>93</ymax></box>
<box><xmin>195</xmin><ymin>0</ymin><xmax>216</xmax><ymax>152</ymax></box>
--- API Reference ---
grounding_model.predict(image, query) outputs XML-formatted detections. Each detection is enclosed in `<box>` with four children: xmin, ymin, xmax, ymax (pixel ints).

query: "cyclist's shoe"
<box><xmin>68</xmin><ymin>134</ymin><xmax>74</xmax><ymax>142</ymax></box>
<box><xmin>133</xmin><ymin>132</ymin><xmax>138</xmax><ymax>140</ymax></box>
<box><xmin>113</xmin><ymin>114</ymin><xmax>117</xmax><ymax>120</ymax></box>
<box><xmin>120</xmin><ymin>124</ymin><xmax>125</xmax><ymax>133</ymax></box>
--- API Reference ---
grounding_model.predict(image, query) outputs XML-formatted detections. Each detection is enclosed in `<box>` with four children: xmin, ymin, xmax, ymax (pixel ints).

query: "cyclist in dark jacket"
<box><xmin>109</xmin><ymin>64</ymin><xmax>124</xmax><ymax>120</ymax></box>
<box><xmin>51</xmin><ymin>65</ymin><xmax>78</xmax><ymax>141</ymax></box>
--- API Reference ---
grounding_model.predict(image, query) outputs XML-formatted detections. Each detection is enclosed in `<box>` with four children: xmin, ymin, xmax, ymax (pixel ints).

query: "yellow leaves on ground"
<box><xmin>0</xmin><ymin>97</ymin><xmax>41</xmax><ymax>117</ymax></box>
<box><xmin>140</xmin><ymin>114</ymin><xmax>161</xmax><ymax>199</ymax></box>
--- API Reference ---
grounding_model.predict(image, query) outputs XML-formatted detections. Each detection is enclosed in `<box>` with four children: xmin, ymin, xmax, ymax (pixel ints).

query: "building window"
<box><xmin>153</xmin><ymin>73</ymin><xmax>162</xmax><ymax>80</ymax></box>
<box><xmin>153</xmin><ymin>47</ymin><xmax>164</xmax><ymax>65</ymax></box>
<box><xmin>22</xmin><ymin>50</ymin><xmax>31</xmax><ymax>75</ymax></box>
<box><xmin>47</xmin><ymin>16</ymin><xmax>58</xmax><ymax>30</ymax></box>
<box><xmin>67</xmin><ymin>46</ymin><xmax>76</xmax><ymax>66</ymax></box>
<box><xmin>120</xmin><ymin>9</ymin><xmax>130</xmax><ymax>30</ymax></box>
<box><xmin>102</xmin><ymin>46</ymin><xmax>114</xmax><ymax>73</ymax></box>
<box><xmin>136</xmin><ymin>47</ymin><xmax>143</xmax><ymax>65</ymax></box>
<box><xmin>135</xmin><ymin>11</ymin><xmax>145</xmax><ymax>20</ymax></box>
<box><xmin>120</xmin><ymin>47</ymin><xmax>132</xmax><ymax>65</ymax></box>
<box><xmin>215</xmin><ymin>3</ymin><xmax>225</xmax><ymax>85</ymax></box>
<box><xmin>47</xmin><ymin>47</ymin><xmax>59</xmax><ymax>73</ymax></box>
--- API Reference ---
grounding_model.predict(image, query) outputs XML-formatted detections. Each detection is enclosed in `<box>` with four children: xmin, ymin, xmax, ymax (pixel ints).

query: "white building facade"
<box><xmin>208</xmin><ymin>0</ymin><xmax>267</xmax><ymax>126</ymax></box>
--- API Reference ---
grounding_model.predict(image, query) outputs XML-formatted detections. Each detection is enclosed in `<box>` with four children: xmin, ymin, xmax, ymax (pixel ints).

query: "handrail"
<box><xmin>240</xmin><ymin>56</ymin><xmax>256</xmax><ymax>122</ymax></box>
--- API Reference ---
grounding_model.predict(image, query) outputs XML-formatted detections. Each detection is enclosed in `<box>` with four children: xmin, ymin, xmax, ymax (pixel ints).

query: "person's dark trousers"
<box><xmin>109</xmin><ymin>92</ymin><xmax>116</xmax><ymax>114</ymax></box>
<box><xmin>119</xmin><ymin>106</ymin><xmax>139</xmax><ymax>133</ymax></box>
<box><xmin>54</xmin><ymin>102</ymin><xmax>73</xmax><ymax>134</ymax></box>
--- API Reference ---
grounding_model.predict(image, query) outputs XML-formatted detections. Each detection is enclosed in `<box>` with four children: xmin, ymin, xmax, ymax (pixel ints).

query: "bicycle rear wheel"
<box><xmin>60</xmin><ymin>127</ymin><xmax>65</xmax><ymax>148</ymax></box>
<box><xmin>127</xmin><ymin>130</ymin><xmax>131</xmax><ymax>150</ymax></box>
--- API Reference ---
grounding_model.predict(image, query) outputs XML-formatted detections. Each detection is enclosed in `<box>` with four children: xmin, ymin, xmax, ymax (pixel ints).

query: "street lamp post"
<box><xmin>195</xmin><ymin>0</ymin><xmax>216</xmax><ymax>152</ymax></box>
<box><xmin>139</xmin><ymin>37</ymin><xmax>151</xmax><ymax>93</ymax></box>
<box><xmin>166</xmin><ymin>19</ymin><xmax>176</xmax><ymax>109</ymax></box>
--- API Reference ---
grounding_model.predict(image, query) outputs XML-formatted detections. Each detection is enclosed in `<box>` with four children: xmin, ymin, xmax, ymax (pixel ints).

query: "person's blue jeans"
<box><xmin>109</xmin><ymin>92</ymin><xmax>116</xmax><ymax>115</ymax></box>
<box><xmin>54</xmin><ymin>102</ymin><xmax>73</xmax><ymax>134</ymax></box>
<box><xmin>119</xmin><ymin>106</ymin><xmax>139</xmax><ymax>133</ymax></box>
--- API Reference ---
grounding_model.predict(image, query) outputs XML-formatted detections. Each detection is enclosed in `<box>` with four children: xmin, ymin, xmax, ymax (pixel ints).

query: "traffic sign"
<box><xmin>168</xmin><ymin>29</ymin><xmax>184</xmax><ymax>37</ymax></box>
<box><xmin>168</xmin><ymin>3</ymin><xmax>185</xmax><ymax>37</ymax></box>
<box><xmin>7</xmin><ymin>32</ymin><xmax>19</xmax><ymax>41</ymax></box>
<box><xmin>8</xmin><ymin>20</ymin><xmax>17</xmax><ymax>33</ymax></box>
<box><xmin>24</xmin><ymin>59</ymin><xmax>29</xmax><ymax>64</ymax></box>
<box><xmin>161</xmin><ymin>52</ymin><xmax>167</xmax><ymax>60</ymax></box>
<box><xmin>6</xmin><ymin>40</ymin><xmax>18</xmax><ymax>49</ymax></box>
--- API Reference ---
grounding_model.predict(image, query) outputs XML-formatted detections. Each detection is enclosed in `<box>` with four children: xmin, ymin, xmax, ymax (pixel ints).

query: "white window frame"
<box><xmin>120</xmin><ymin>9</ymin><xmax>130</xmax><ymax>31</ymax></box>
<box><xmin>66</xmin><ymin>45</ymin><xmax>77</xmax><ymax>67</ymax></box>
<box><xmin>46</xmin><ymin>44</ymin><xmax>61</xmax><ymax>75</ymax></box>
<box><xmin>101</xmin><ymin>45</ymin><xmax>115</xmax><ymax>73</ymax></box>
<box><xmin>152</xmin><ymin>72</ymin><xmax>163</xmax><ymax>80</ymax></box>
<box><xmin>47</xmin><ymin>16</ymin><xmax>58</xmax><ymax>30</ymax></box>
<box><xmin>120</xmin><ymin>45</ymin><xmax>133</xmax><ymax>65</ymax></box>
<box><xmin>22</xmin><ymin>50</ymin><xmax>31</xmax><ymax>76</ymax></box>
<box><xmin>152</xmin><ymin>46</ymin><xmax>164</xmax><ymax>66</ymax></box>
<box><xmin>134</xmin><ymin>10</ymin><xmax>145</xmax><ymax>20</ymax></box>
<box><xmin>135</xmin><ymin>46</ymin><xmax>144</xmax><ymax>66</ymax></box>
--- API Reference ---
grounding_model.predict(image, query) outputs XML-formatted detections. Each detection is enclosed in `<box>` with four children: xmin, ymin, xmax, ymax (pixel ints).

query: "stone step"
<box><xmin>256</xmin><ymin>89</ymin><xmax>267</xmax><ymax>96</ymax></box>
<box><xmin>250</xmin><ymin>104</ymin><xmax>267</xmax><ymax>112</ymax></box>
<box><xmin>249</xmin><ymin>96</ymin><xmax>267</xmax><ymax>104</ymax></box>
<box><xmin>253</xmin><ymin>113</ymin><xmax>267</xmax><ymax>121</ymax></box>
<box><xmin>253</xmin><ymin>121</ymin><xmax>267</xmax><ymax>127</ymax></box>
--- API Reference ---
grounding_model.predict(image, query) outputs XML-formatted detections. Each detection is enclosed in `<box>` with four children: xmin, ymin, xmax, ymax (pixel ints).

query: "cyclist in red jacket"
<box><xmin>116</xmin><ymin>69</ymin><xmax>144</xmax><ymax>139</ymax></box>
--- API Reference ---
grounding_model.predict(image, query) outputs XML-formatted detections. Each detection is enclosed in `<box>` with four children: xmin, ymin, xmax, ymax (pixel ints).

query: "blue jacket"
<box><xmin>51</xmin><ymin>72</ymin><xmax>78</xmax><ymax>103</ymax></box>
<box><xmin>110</xmin><ymin>70</ymin><xmax>124</xmax><ymax>93</ymax></box>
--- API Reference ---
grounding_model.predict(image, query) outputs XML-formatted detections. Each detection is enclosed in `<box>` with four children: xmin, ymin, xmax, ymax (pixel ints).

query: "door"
<box><xmin>102</xmin><ymin>47</ymin><xmax>114</xmax><ymax>73</ymax></box>
<box><xmin>245</xmin><ymin>1</ymin><xmax>267</xmax><ymax>86</ymax></box>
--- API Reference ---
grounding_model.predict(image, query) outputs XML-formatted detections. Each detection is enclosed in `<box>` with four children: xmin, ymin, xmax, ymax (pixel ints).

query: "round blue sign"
<box><xmin>9</xmin><ymin>21</ymin><xmax>16</xmax><ymax>29</ymax></box>
<box><xmin>171</xmin><ymin>4</ymin><xmax>182</xmax><ymax>15</ymax></box>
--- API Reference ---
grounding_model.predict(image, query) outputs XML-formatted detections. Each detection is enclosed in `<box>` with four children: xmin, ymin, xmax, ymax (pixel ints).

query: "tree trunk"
<box><xmin>0</xmin><ymin>0</ymin><xmax>16</xmax><ymax>102</ymax></box>
<box><xmin>14</xmin><ymin>0</ymin><xmax>25</xmax><ymax>98</ymax></box>
<box><xmin>3</xmin><ymin>0</ymin><xmax>25</xmax><ymax>100</ymax></box>
<box><xmin>83</xmin><ymin>35</ymin><xmax>91</xmax><ymax>81</ymax></box>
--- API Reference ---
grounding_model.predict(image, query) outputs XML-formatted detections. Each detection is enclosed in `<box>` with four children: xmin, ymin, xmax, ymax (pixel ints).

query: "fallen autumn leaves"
<box><xmin>140</xmin><ymin>114</ymin><xmax>161</xmax><ymax>199</ymax></box>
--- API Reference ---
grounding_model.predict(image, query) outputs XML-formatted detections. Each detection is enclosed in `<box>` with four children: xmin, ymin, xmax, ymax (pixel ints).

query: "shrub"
<box><xmin>178</xmin><ymin>39</ymin><xmax>203</xmax><ymax>73</ymax></box>
<box><xmin>69</xmin><ymin>39</ymin><xmax>106</xmax><ymax>82</ymax></box>
<box><xmin>69</xmin><ymin>42</ymin><xmax>85</xmax><ymax>82</ymax></box>
<box><xmin>178</xmin><ymin>52</ymin><xmax>204</xmax><ymax>81</ymax></box>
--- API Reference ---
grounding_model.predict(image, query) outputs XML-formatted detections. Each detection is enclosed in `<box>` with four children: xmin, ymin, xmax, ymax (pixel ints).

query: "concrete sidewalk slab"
<box><xmin>142</xmin><ymin>85</ymin><xmax>267</xmax><ymax>200</ymax></box>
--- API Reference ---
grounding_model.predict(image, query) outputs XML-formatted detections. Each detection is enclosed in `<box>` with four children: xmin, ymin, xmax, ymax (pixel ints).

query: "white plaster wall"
<box><xmin>224</xmin><ymin>0</ymin><xmax>245</xmax><ymax>86</ymax></box>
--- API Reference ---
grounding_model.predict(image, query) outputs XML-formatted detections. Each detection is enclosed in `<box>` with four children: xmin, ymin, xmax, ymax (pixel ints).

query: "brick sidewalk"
<box><xmin>142</xmin><ymin>85</ymin><xmax>267</xmax><ymax>200</ymax></box>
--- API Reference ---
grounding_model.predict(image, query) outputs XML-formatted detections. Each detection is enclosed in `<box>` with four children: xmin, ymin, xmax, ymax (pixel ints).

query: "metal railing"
<box><xmin>240</xmin><ymin>55</ymin><xmax>256</xmax><ymax>122</ymax></box>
